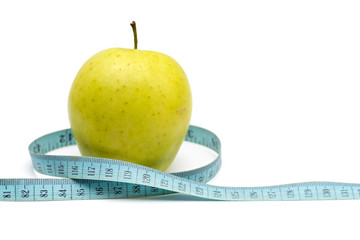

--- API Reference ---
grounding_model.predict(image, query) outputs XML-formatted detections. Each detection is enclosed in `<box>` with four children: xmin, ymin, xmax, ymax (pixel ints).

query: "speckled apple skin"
<box><xmin>68</xmin><ymin>48</ymin><xmax>192</xmax><ymax>171</ymax></box>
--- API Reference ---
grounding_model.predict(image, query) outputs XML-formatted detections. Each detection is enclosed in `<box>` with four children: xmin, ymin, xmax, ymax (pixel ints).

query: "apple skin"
<box><xmin>68</xmin><ymin>48</ymin><xmax>192</xmax><ymax>171</ymax></box>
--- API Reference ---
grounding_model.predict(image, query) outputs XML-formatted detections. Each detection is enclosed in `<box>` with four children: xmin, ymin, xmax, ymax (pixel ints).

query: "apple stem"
<box><xmin>130</xmin><ymin>21</ymin><xmax>138</xmax><ymax>49</ymax></box>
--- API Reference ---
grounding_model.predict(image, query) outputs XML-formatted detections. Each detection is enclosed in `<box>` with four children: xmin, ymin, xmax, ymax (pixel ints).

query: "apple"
<box><xmin>68</xmin><ymin>21</ymin><xmax>192</xmax><ymax>171</ymax></box>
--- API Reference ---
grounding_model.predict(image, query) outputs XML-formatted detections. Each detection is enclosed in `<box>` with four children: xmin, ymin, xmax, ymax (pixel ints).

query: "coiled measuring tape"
<box><xmin>1</xmin><ymin>125</ymin><xmax>360</xmax><ymax>201</ymax></box>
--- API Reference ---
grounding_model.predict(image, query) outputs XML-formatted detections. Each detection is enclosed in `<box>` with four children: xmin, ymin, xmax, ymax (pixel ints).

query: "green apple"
<box><xmin>68</xmin><ymin>21</ymin><xmax>192</xmax><ymax>171</ymax></box>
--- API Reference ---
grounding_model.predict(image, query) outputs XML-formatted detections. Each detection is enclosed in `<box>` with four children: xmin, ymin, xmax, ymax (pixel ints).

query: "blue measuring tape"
<box><xmin>0</xmin><ymin>125</ymin><xmax>359</xmax><ymax>201</ymax></box>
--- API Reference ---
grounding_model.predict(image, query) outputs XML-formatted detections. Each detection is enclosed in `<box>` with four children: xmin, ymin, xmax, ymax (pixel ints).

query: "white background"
<box><xmin>1</xmin><ymin>0</ymin><xmax>360</xmax><ymax>239</ymax></box>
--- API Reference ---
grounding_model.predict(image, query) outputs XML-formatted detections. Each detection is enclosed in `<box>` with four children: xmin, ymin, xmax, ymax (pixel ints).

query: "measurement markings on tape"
<box><xmin>1</xmin><ymin>125</ymin><xmax>360</xmax><ymax>201</ymax></box>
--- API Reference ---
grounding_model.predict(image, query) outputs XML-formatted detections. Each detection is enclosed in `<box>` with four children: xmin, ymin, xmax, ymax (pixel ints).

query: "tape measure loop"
<box><xmin>2</xmin><ymin>125</ymin><xmax>360</xmax><ymax>201</ymax></box>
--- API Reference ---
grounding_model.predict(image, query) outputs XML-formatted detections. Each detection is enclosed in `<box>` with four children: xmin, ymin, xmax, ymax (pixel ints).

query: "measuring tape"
<box><xmin>1</xmin><ymin>125</ymin><xmax>360</xmax><ymax>201</ymax></box>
